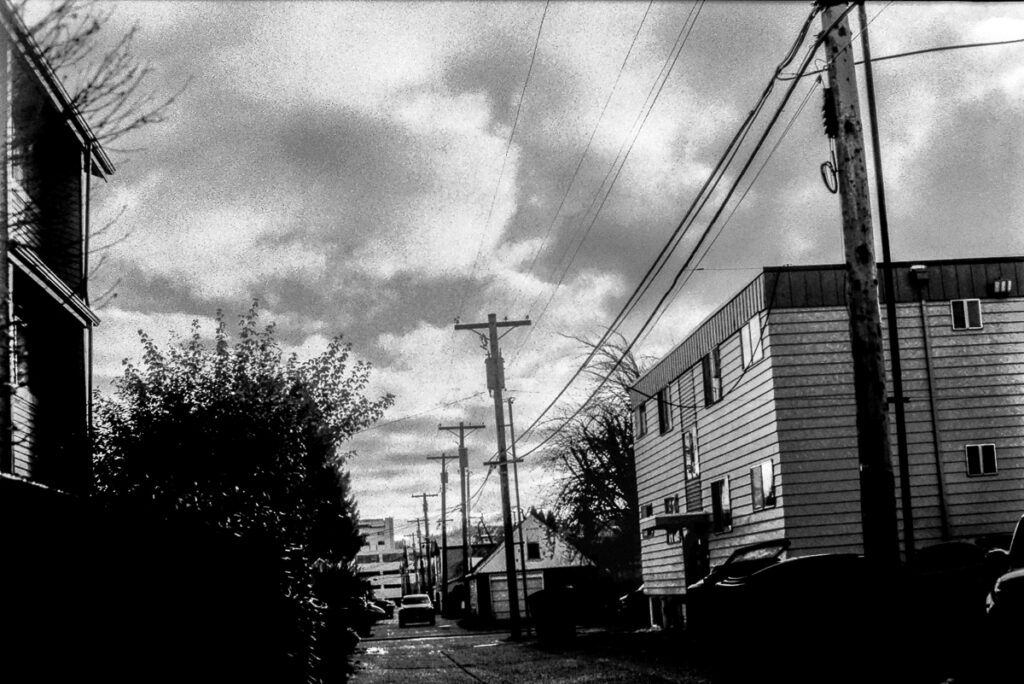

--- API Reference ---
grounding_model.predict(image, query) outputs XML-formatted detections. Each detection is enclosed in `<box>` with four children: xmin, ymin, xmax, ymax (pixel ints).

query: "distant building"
<box><xmin>355</xmin><ymin>518</ymin><xmax>405</xmax><ymax>600</ymax></box>
<box><xmin>467</xmin><ymin>513</ymin><xmax>595</xmax><ymax>622</ymax></box>
<box><xmin>630</xmin><ymin>258</ymin><xmax>1024</xmax><ymax>628</ymax></box>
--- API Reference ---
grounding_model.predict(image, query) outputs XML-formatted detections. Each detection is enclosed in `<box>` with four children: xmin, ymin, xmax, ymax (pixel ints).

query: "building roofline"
<box><xmin>631</xmin><ymin>256</ymin><xmax>1024</xmax><ymax>398</ymax></box>
<box><xmin>1</xmin><ymin>1</ymin><xmax>114</xmax><ymax>177</ymax></box>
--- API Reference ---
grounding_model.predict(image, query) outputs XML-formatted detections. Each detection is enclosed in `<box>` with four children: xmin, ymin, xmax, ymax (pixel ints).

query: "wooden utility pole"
<box><xmin>507</xmin><ymin>397</ymin><xmax>531</xmax><ymax>632</ymax></box>
<box><xmin>821</xmin><ymin>3</ymin><xmax>900</xmax><ymax>571</ymax></box>
<box><xmin>856</xmin><ymin>2</ymin><xmax>914</xmax><ymax>563</ymax></box>
<box><xmin>427</xmin><ymin>452</ymin><xmax>455</xmax><ymax>614</ymax></box>
<box><xmin>408</xmin><ymin>518</ymin><xmax>424</xmax><ymax>593</ymax></box>
<box><xmin>456</xmin><ymin>314</ymin><xmax>530</xmax><ymax>639</ymax></box>
<box><xmin>439</xmin><ymin>421</ymin><xmax>484</xmax><ymax>615</ymax></box>
<box><xmin>412</xmin><ymin>493</ymin><xmax>439</xmax><ymax>593</ymax></box>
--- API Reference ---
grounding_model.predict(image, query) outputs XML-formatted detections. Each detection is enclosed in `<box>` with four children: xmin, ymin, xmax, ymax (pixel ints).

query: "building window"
<box><xmin>965</xmin><ymin>444</ymin><xmax>997</xmax><ymax>476</ymax></box>
<box><xmin>666</xmin><ymin>529</ymin><xmax>682</xmax><ymax>544</ymax></box>
<box><xmin>527</xmin><ymin>542</ymin><xmax>541</xmax><ymax>560</ymax></box>
<box><xmin>711</xmin><ymin>478</ymin><xmax>731</xmax><ymax>533</ymax></box>
<box><xmin>702</xmin><ymin>347</ymin><xmax>722</xmax><ymax>406</ymax></box>
<box><xmin>643</xmin><ymin>528</ymin><xmax>656</xmax><ymax>540</ymax></box>
<box><xmin>950</xmin><ymin>299</ymin><xmax>982</xmax><ymax>330</ymax></box>
<box><xmin>642</xmin><ymin>503</ymin><xmax>654</xmax><ymax>518</ymax></box>
<box><xmin>657</xmin><ymin>387</ymin><xmax>672</xmax><ymax>434</ymax></box>
<box><xmin>741</xmin><ymin>314</ymin><xmax>765</xmax><ymax>368</ymax></box>
<box><xmin>751</xmin><ymin>460</ymin><xmax>777</xmax><ymax>510</ymax></box>
<box><xmin>664</xmin><ymin>495</ymin><xmax>679</xmax><ymax>514</ymax></box>
<box><xmin>635</xmin><ymin>402</ymin><xmax>648</xmax><ymax>438</ymax></box>
<box><xmin>683</xmin><ymin>430</ymin><xmax>699</xmax><ymax>480</ymax></box>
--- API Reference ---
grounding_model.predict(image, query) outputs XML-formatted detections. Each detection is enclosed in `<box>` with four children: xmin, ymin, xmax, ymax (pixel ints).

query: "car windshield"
<box><xmin>403</xmin><ymin>596</ymin><xmax>430</xmax><ymax>605</ymax></box>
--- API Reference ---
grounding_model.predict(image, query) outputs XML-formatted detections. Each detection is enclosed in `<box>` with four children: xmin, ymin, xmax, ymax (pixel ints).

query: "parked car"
<box><xmin>371</xmin><ymin>598</ymin><xmax>395</xmax><ymax>619</ymax></box>
<box><xmin>986</xmin><ymin>514</ymin><xmax>1024</xmax><ymax>634</ymax></box>
<box><xmin>685</xmin><ymin>538</ymin><xmax>790</xmax><ymax>633</ymax></box>
<box><xmin>687</xmin><ymin>542</ymin><xmax>894</xmax><ymax>683</ymax></box>
<box><xmin>398</xmin><ymin>593</ymin><xmax>435</xmax><ymax>627</ymax></box>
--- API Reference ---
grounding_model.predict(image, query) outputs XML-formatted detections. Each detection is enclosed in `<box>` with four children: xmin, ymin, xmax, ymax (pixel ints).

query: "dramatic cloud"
<box><xmin>67</xmin><ymin>1</ymin><xmax>1024</xmax><ymax>529</ymax></box>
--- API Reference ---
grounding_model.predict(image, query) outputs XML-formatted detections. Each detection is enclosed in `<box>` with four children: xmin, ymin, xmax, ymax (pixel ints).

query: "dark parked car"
<box><xmin>986</xmin><ymin>514</ymin><xmax>1024</xmax><ymax>637</ymax></box>
<box><xmin>371</xmin><ymin>598</ymin><xmax>395</xmax><ymax>619</ymax></box>
<box><xmin>398</xmin><ymin>593</ymin><xmax>435</xmax><ymax>627</ymax></box>
<box><xmin>686</xmin><ymin>541</ymin><xmax>896</xmax><ymax>683</ymax></box>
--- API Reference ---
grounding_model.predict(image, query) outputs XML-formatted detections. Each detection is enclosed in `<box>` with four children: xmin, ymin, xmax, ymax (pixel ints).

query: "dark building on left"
<box><xmin>0</xmin><ymin>0</ymin><xmax>111</xmax><ymax>497</ymax></box>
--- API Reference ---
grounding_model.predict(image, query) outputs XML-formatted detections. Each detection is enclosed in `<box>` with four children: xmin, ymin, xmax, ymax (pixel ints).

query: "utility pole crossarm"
<box><xmin>454</xmin><ymin>319</ymin><xmax>531</xmax><ymax>331</ymax></box>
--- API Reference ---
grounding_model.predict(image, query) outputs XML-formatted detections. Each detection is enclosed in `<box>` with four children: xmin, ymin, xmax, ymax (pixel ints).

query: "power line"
<box><xmin>516</xmin><ymin>1</ymin><xmax>705</xmax><ymax>356</ymax></box>
<box><xmin>506</xmin><ymin>1</ymin><xmax>657</xmax><ymax>316</ymax></box>
<box><xmin>456</xmin><ymin>1</ymin><xmax>551</xmax><ymax>319</ymax></box>
<box><xmin>507</xmin><ymin>6</ymin><xmax>824</xmax><ymax>451</ymax></box>
<box><xmin>516</xmin><ymin>6</ymin><xmax>851</xmax><ymax>461</ymax></box>
<box><xmin>351</xmin><ymin>391</ymin><xmax>487</xmax><ymax>435</ymax></box>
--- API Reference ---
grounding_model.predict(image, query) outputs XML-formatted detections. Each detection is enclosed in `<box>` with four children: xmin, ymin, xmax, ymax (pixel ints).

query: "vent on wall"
<box><xmin>991</xmin><ymin>279</ymin><xmax>1013</xmax><ymax>296</ymax></box>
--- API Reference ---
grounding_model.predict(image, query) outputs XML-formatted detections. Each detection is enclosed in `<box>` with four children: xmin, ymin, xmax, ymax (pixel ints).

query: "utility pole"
<box><xmin>412</xmin><ymin>493</ymin><xmax>439</xmax><ymax>594</ymax></box>
<box><xmin>507</xmin><ymin>397</ymin><xmax>531</xmax><ymax>632</ymax></box>
<box><xmin>408</xmin><ymin>518</ymin><xmax>424</xmax><ymax>593</ymax></box>
<box><xmin>856</xmin><ymin>2</ymin><xmax>914</xmax><ymax>564</ymax></box>
<box><xmin>439</xmin><ymin>421</ymin><xmax>485</xmax><ymax>615</ymax></box>
<box><xmin>427</xmin><ymin>452</ymin><xmax>454</xmax><ymax>615</ymax></box>
<box><xmin>456</xmin><ymin>313</ymin><xmax>530</xmax><ymax>639</ymax></box>
<box><xmin>821</xmin><ymin>2</ymin><xmax>900</xmax><ymax>571</ymax></box>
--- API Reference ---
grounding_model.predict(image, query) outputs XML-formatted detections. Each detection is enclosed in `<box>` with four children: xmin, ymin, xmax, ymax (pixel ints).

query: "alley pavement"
<box><xmin>350</xmin><ymin>614</ymin><xmax>712</xmax><ymax>683</ymax></box>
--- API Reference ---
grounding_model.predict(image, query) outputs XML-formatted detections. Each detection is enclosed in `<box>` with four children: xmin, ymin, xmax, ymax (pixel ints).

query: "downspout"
<box><xmin>914</xmin><ymin>273</ymin><xmax>952</xmax><ymax>541</ymax></box>
<box><xmin>83</xmin><ymin>143</ymin><xmax>94</xmax><ymax>493</ymax></box>
<box><xmin>0</xmin><ymin>40</ymin><xmax>11</xmax><ymax>474</ymax></box>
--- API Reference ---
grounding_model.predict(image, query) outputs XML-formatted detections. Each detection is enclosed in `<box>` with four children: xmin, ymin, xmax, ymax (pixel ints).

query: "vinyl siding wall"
<box><xmin>635</xmin><ymin>379</ymin><xmax>688</xmax><ymax>595</ymax></box>
<box><xmin>771</xmin><ymin>297</ymin><xmax>1024</xmax><ymax>556</ymax></box>
<box><xmin>694</xmin><ymin>319</ymin><xmax>784</xmax><ymax>568</ymax></box>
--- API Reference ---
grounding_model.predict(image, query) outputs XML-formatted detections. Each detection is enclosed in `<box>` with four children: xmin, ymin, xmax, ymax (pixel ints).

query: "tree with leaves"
<box><xmin>545</xmin><ymin>333</ymin><xmax>647</xmax><ymax>588</ymax></box>
<box><xmin>93</xmin><ymin>304</ymin><xmax>393</xmax><ymax>682</ymax></box>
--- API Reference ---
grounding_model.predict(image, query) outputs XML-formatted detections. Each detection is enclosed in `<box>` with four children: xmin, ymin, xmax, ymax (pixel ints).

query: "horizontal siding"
<box><xmin>772</xmin><ymin>297</ymin><xmax>1024</xmax><ymax>555</ymax></box>
<box><xmin>11</xmin><ymin>393</ymin><xmax>36</xmax><ymax>479</ymax></box>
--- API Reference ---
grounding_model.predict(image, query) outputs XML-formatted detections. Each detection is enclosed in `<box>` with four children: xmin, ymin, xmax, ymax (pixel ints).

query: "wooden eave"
<box><xmin>0</xmin><ymin>1</ymin><xmax>114</xmax><ymax>177</ymax></box>
<box><xmin>9</xmin><ymin>243</ymin><xmax>100</xmax><ymax>326</ymax></box>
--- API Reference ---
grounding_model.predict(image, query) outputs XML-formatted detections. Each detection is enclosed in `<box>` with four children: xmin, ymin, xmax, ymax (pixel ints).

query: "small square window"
<box><xmin>702</xmin><ymin>347</ymin><xmax>723</xmax><ymax>406</ymax></box>
<box><xmin>664</xmin><ymin>495</ymin><xmax>679</xmax><ymax>514</ymax></box>
<box><xmin>950</xmin><ymin>299</ymin><xmax>982</xmax><ymax>330</ymax></box>
<box><xmin>741</xmin><ymin>314</ymin><xmax>765</xmax><ymax>369</ymax></box>
<box><xmin>642</xmin><ymin>503</ymin><xmax>654</xmax><ymax>518</ymax></box>
<box><xmin>527</xmin><ymin>542</ymin><xmax>541</xmax><ymax>560</ymax></box>
<box><xmin>683</xmin><ymin>430</ymin><xmax>699</xmax><ymax>480</ymax></box>
<box><xmin>657</xmin><ymin>387</ymin><xmax>672</xmax><ymax>434</ymax></box>
<box><xmin>635</xmin><ymin>402</ymin><xmax>648</xmax><ymax>438</ymax></box>
<box><xmin>643</xmin><ymin>528</ymin><xmax>656</xmax><ymax>540</ymax></box>
<box><xmin>711</xmin><ymin>477</ymin><xmax>732</xmax><ymax>533</ymax></box>
<box><xmin>965</xmin><ymin>444</ymin><xmax>997</xmax><ymax>476</ymax></box>
<box><xmin>751</xmin><ymin>460</ymin><xmax>777</xmax><ymax>510</ymax></box>
<box><xmin>666</xmin><ymin>529</ymin><xmax>682</xmax><ymax>544</ymax></box>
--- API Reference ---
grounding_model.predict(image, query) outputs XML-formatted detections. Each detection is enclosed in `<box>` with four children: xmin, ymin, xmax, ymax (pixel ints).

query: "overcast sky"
<box><xmin>35</xmin><ymin>1</ymin><xmax>1024</xmax><ymax>543</ymax></box>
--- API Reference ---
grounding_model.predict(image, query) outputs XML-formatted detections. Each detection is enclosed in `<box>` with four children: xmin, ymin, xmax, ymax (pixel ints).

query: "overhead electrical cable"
<box><xmin>516</xmin><ymin>1</ymin><xmax>705</xmax><ymax>356</ymax></box>
<box><xmin>642</xmin><ymin>75</ymin><xmax>822</xmax><ymax>347</ymax></box>
<box><xmin>456</xmin><ymin>1</ymin><xmax>551</xmax><ymax>319</ymax></box>
<box><xmin>515</xmin><ymin>5</ymin><xmax>855</xmax><ymax>461</ymax></box>
<box><xmin>506</xmin><ymin>1</ymin><xmax>656</xmax><ymax>317</ymax></box>
<box><xmin>505</xmin><ymin>6</ymin><xmax>824</xmax><ymax>451</ymax></box>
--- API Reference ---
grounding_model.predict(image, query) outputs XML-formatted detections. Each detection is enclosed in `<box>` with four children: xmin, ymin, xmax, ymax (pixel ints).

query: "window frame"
<box><xmin>657</xmin><ymin>387</ymin><xmax>672</xmax><ymax>434</ymax></box>
<box><xmin>965</xmin><ymin>444</ymin><xmax>997</xmax><ymax>477</ymax></box>
<box><xmin>635</xmin><ymin>401</ymin><xmax>648</xmax><ymax>438</ymax></box>
<box><xmin>683</xmin><ymin>429</ymin><xmax>699</xmax><ymax>480</ymax></box>
<box><xmin>666</xmin><ymin>529</ymin><xmax>682</xmax><ymax>544</ymax></box>
<box><xmin>527</xmin><ymin>542</ymin><xmax>541</xmax><ymax>560</ymax></box>
<box><xmin>663</xmin><ymin>494</ymin><xmax>679</xmax><ymax>515</ymax></box>
<box><xmin>711</xmin><ymin>477</ymin><xmax>732</xmax><ymax>534</ymax></box>
<box><xmin>741</xmin><ymin>314</ymin><xmax>765</xmax><ymax>369</ymax></box>
<box><xmin>642</xmin><ymin>503</ymin><xmax>654</xmax><ymax>518</ymax></box>
<box><xmin>702</xmin><ymin>347</ymin><xmax>723</xmax><ymax>406</ymax></box>
<box><xmin>751</xmin><ymin>460</ymin><xmax>777</xmax><ymax>511</ymax></box>
<box><xmin>950</xmin><ymin>299</ymin><xmax>983</xmax><ymax>331</ymax></box>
